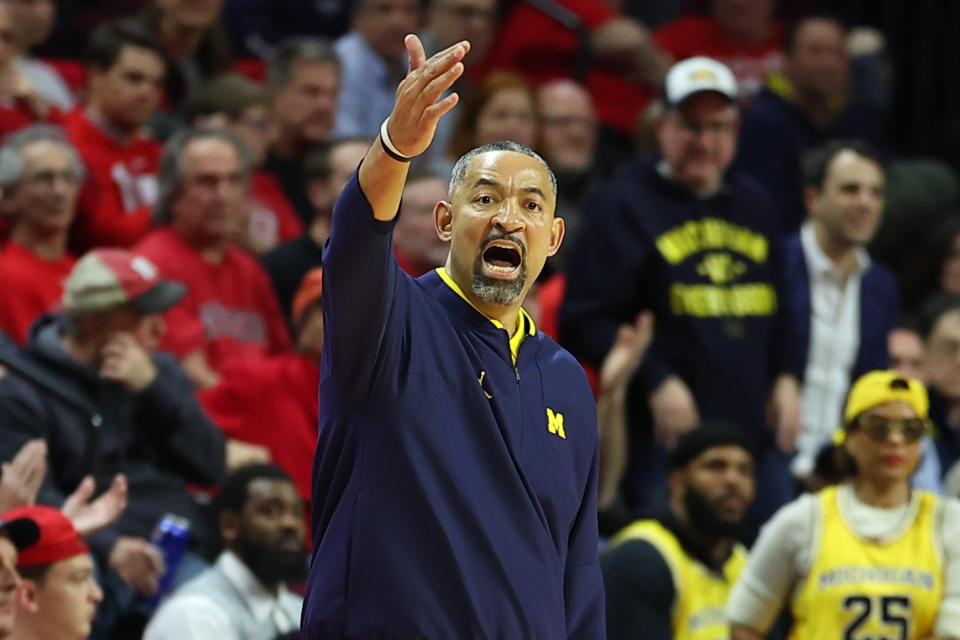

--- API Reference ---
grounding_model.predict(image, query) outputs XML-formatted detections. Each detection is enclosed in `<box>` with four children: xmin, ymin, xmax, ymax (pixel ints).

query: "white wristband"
<box><xmin>379</xmin><ymin>117</ymin><xmax>414</xmax><ymax>162</ymax></box>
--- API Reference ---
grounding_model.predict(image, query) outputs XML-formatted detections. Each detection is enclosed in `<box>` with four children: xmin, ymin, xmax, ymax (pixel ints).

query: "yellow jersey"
<box><xmin>610</xmin><ymin>519</ymin><xmax>747</xmax><ymax>640</ymax></box>
<box><xmin>790</xmin><ymin>486</ymin><xmax>945</xmax><ymax>640</ymax></box>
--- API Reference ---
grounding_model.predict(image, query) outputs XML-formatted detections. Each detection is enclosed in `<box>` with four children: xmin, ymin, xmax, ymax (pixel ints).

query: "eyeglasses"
<box><xmin>851</xmin><ymin>415</ymin><xmax>928</xmax><ymax>444</ymax></box>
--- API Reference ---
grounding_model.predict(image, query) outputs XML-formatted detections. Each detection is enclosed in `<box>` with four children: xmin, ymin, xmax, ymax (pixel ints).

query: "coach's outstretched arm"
<box><xmin>359</xmin><ymin>35</ymin><xmax>469</xmax><ymax>220</ymax></box>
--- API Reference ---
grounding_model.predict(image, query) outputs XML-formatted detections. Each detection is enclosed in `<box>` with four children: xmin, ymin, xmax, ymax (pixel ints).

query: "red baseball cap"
<box><xmin>292</xmin><ymin>268</ymin><xmax>323</xmax><ymax>324</ymax></box>
<box><xmin>3</xmin><ymin>506</ymin><xmax>89</xmax><ymax>567</ymax></box>
<box><xmin>61</xmin><ymin>248</ymin><xmax>186</xmax><ymax>314</ymax></box>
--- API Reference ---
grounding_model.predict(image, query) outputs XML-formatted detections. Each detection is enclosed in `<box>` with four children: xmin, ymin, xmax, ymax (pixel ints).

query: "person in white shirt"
<box><xmin>782</xmin><ymin>139</ymin><xmax>900</xmax><ymax>483</ymax></box>
<box><xmin>144</xmin><ymin>465</ymin><xmax>307</xmax><ymax>640</ymax></box>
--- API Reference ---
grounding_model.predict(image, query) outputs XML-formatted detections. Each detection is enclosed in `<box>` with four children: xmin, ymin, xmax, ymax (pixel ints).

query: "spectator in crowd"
<box><xmin>654</xmin><ymin>0</ymin><xmax>783</xmax><ymax>99</ymax></box>
<box><xmin>143</xmin><ymin>465</ymin><xmax>306</xmax><ymax>640</ymax></box>
<box><xmin>421</xmin><ymin>0</ymin><xmax>496</xmax><ymax>66</ymax></box>
<box><xmin>0</xmin><ymin>513</ymin><xmax>40</xmax><ymax>638</ymax></box>
<box><xmin>902</xmin><ymin>216</ymin><xmax>960</xmax><ymax>313</ymax></box>
<box><xmin>603</xmin><ymin>425</ymin><xmax>755</xmax><ymax>640</ymax></box>
<box><xmin>479</xmin><ymin>0</ymin><xmax>666</xmax><ymax>139</ymax></box>
<box><xmin>594</xmin><ymin>311</ymin><xmax>653</xmax><ymax>530</ymax></box>
<box><xmin>261</xmin><ymin>137</ymin><xmax>368</xmax><ymax>321</ymax></box>
<box><xmin>418</xmin><ymin>0</ymin><xmax>498</xmax><ymax>157</ymax></box>
<box><xmin>393</xmin><ymin>167</ymin><xmax>449</xmax><ymax>277</ymax></box>
<box><xmin>332</xmin><ymin>0</ymin><xmax>422</xmax><ymax>139</ymax></box>
<box><xmin>728</xmin><ymin>371</ymin><xmax>960</xmax><ymax>640</ymax></box>
<box><xmin>536</xmin><ymin>79</ymin><xmax>606</xmax><ymax>259</ymax></box>
<box><xmin>8</xmin><ymin>505</ymin><xmax>102</xmax><ymax>640</ymax></box>
<box><xmin>735</xmin><ymin>13</ymin><xmax>886</xmax><ymax>232</ymax></box>
<box><xmin>134</xmin><ymin>0</ymin><xmax>232</xmax><ymax>108</ymax></box>
<box><xmin>884</xmin><ymin>320</ymin><xmax>944</xmax><ymax>493</ymax></box>
<box><xmin>65</xmin><ymin>20</ymin><xmax>166</xmax><ymax>251</ymax></box>
<box><xmin>137</xmin><ymin>127</ymin><xmax>292</xmax><ymax>389</ymax></box>
<box><xmin>264</xmin><ymin>38</ymin><xmax>340</xmax><ymax>223</ymax></box>
<box><xmin>921</xmin><ymin>294</ymin><xmax>960</xmax><ymax>476</ymax></box>
<box><xmin>0</xmin><ymin>126</ymin><xmax>81</xmax><ymax>345</ymax></box>
<box><xmin>560</xmin><ymin>57</ymin><xmax>800</xmax><ymax>525</ymax></box>
<box><xmin>183</xmin><ymin>73</ymin><xmax>302</xmax><ymax>254</ymax></box>
<box><xmin>890</xmin><ymin>323</ymin><xmax>925</xmax><ymax>380</ymax></box>
<box><xmin>446</xmin><ymin>71</ymin><xmax>538</xmax><ymax>162</ymax></box>
<box><xmin>4</xmin><ymin>0</ymin><xmax>75</xmax><ymax>110</ymax></box>
<box><xmin>0</xmin><ymin>247</ymin><xmax>226</xmax><ymax>633</ymax></box>
<box><xmin>0</xmin><ymin>2</ymin><xmax>56</xmax><ymax>140</ymax></box>
<box><xmin>783</xmin><ymin>140</ymin><xmax>898</xmax><ymax>481</ymax></box>
<box><xmin>199</xmin><ymin>270</ymin><xmax>324</xmax><ymax>507</ymax></box>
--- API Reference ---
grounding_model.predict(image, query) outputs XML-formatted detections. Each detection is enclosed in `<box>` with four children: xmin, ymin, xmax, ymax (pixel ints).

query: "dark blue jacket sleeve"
<box><xmin>564</xmin><ymin>441</ymin><xmax>606</xmax><ymax>639</ymax></box>
<box><xmin>321</xmin><ymin>170</ymin><xmax>401</xmax><ymax>407</ymax></box>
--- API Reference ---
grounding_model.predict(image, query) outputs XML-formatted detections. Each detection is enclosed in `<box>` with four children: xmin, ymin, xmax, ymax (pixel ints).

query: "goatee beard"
<box><xmin>235</xmin><ymin>534</ymin><xmax>309</xmax><ymax>586</ymax></box>
<box><xmin>472</xmin><ymin>231</ymin><xmax>527</xmax><ymax>306</ymax></box>
<box><xmin>683</xmin><ymin>484</ymin><xmax>745</xmax><ymax>538</ymax></box>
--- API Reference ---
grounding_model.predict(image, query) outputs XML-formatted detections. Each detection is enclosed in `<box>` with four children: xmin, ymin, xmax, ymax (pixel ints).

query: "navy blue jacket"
<box><xmin>734</xmin><ymin>86</ymin><xmax>886</xmax><ymax>233</ymax></box>
<box><xmin>560</xmin><ymin>156</ymin><xmax>797</xmax><ymax>441</ymax></box>
<box><xmin>302</xmin><ymin>173</ymin><xmax>604</xmax><ymax>639</ymax></box>
<box><xmin>782</xmin><ymin>232</ymin><xmax>899</xmax><ymax>380</ymax></box>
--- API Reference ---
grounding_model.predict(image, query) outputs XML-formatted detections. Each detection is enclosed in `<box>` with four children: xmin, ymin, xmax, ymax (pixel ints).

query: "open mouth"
<box><xmin>481</xmin><ymin>242</ymin><xmax>522</xmax><ymax>278</ymax></box>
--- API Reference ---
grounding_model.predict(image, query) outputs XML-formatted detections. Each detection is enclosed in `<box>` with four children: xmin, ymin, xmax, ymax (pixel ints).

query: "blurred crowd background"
<box><xmin>0</xmin><ymin>0</ymin><xmax>959</xmax><ymax>637</ymax></box>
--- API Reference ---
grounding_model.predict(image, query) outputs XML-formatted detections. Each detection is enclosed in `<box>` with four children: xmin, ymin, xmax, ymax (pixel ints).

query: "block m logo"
<box><xmin>546</xmin><ymin>408</ymin><xmax>566</xmax><ymax>439</ymax></box>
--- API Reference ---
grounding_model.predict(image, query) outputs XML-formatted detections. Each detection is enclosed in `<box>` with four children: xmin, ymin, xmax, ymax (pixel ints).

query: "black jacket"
<box><xmin>0</xmin><ymin>315</ymin><xmax>226</xmax><ymax>558</ymax></box>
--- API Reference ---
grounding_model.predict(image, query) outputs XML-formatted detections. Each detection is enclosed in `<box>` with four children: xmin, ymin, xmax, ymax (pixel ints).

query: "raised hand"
<box><xmin>62</xmin><ymin>474</ymin><xmax>128</xmax><ymax>538</ymax></box>
<box><xmin>0</xmin><ymin>439</ymin><xmax>47</xmax><ymax>512</ymax></box>
<box><xmin>385</xmin><ymin>35</ymin><xmax>470</xmax><ymax>159</ymax></box>
<box><xmin>100</xmin><ymin>333</ymin><xmax>158</xmax><ymax>392</ymax></box>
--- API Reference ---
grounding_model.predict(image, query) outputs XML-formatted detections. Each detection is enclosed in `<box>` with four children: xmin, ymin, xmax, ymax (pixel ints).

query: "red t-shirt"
<box><xmin>654</xmin><ymin>16</ymin><xmax>785</xmax><ymax>99</ymax></box>
<box><xmin>249</xmin><ymin>171</ymin><xmax>304</xmax><ymax>249</ymax></box>
<box><xmin>199</xmin><ymin>354</ymin><xmax>319</xmax><ymax>504</ymax></box>
<box><xmin>135</xmin><ymin>227</ymin><xmax>294</xmax><ymax>372</ymax></box>
<box><xmin>480</xmin><ymin>0</ymin><xmax>654</xmax><ymax>135</ymax></box>
<box><xmin>0</xmin><ymin>242</ymin><xmax>75</xmax><ymax>345</ymax></box>
<box><xmin>65</xmin><ymin>109</ymin><xmax>161</xmax><ymax>251</ymax></box>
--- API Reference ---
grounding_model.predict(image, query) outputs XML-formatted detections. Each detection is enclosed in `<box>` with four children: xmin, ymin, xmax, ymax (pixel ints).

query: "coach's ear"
<box><xmin>435</xmin><ymin>201</ymin><xmax>454</xmax><ymax>242</ymax></box>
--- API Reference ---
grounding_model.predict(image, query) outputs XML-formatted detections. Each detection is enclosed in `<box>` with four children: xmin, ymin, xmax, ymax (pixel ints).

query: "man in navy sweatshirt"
<box><xmin>560</xmin><ymin>56</ymin><xmax>802</xmax><ymax>528</ymax></box>
<box><xmin>302</xmin><ymin>36</ymin><xmax>604</xmax><ymax>639</ymax></box>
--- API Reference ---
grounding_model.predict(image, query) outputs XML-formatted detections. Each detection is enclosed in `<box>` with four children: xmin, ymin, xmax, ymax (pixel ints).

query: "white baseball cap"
<box><xmin>665</xmin><ymin>56</ymin><xmax>738</xmax><ymax>107</ymax></box>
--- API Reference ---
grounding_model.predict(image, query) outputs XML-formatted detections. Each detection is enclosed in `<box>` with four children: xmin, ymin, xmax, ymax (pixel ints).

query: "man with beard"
<box><xmin>143</xmin><ymin>465</ymin><xmax>306</xmax><ymax>640</ymax></box>
<box><xmin>601</xmin><ymin>424</ymin><xmax>756</xmax><ymax>640</ymax></box>
<box><xmin>304</xmin><ymin>36</ymin><xmax>603</xmax><ymax>638</ymax></box>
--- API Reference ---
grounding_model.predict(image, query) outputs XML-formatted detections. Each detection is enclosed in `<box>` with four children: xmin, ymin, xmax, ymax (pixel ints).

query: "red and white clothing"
<box><xmin>135</xmin><ymin>227</ymin><xmax>293</xmax><ymax>373</ymax></box>
<box><xmin>654</xmin><ymin>16</ymin><xmax>785</xmax><ymax>100</ymax></box>
<box><xmin>0</xmin><ymin>242</ymin><xmax>75</xmax><ymax>345</ymax></box>
<box><xmin>248</xmin><ymin>171</ymin><xmax>304</xmax><ymax>250</ymax></box>
<box><xmin>65</xmin><ymin>109</ymin><xmax>161</xmax><ymax>251</ymax></box>
<box><xmin>199</xmin><ymin>354</ymin><xmax>319</xmax><ymax>504</ymax></box>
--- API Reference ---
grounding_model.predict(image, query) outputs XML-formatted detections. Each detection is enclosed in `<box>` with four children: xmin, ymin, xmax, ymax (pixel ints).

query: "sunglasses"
<box><xmin>851</xmin><ymin>415</ymin><xmax>928</xmax><ymax>444</ymax></box>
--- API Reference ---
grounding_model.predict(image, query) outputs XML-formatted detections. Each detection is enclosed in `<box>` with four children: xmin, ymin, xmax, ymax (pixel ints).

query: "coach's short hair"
<box><xmin>449</xmin><ymin>141</ymin><xmax>557</xmax><ymax>201</ymax></box>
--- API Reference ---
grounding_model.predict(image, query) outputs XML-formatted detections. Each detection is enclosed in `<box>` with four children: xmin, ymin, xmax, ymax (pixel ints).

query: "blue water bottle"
<box><xmin>146</xmin><ymin>514</ymin><xmax>191</xmax><ymax>609</ymax></box>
